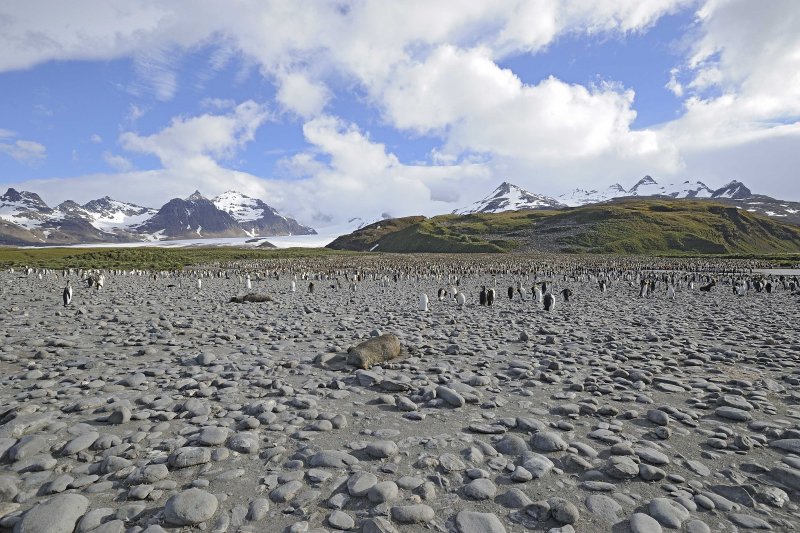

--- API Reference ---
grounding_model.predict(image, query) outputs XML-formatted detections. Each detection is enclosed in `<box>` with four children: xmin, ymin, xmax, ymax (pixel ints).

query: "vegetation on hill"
<box><xmin>0</xmin><ymin>246</ymin><xmax>352</xmax><ymax>270</ymax></box>
<box><xmin>327</xmin><ymin>200</ymin><xmax>800</xmax><ymax>255</ymax></box>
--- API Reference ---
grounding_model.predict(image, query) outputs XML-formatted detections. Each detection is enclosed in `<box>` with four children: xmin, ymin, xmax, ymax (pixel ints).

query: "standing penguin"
<box><xmin>291</xmin><ymin>280</ymin><xmax>296</xmax><ymax>292</ymax></box>
<box><xmin>598</xmin><ymin>279</ymin><xmax>607</xmax><ymax>292</ymax></box>
<box><xmin>419</xmin><ymin>293</ymin><xmax>429</xmax><ymax>312</ymax></box>
<box><xmin>486</xmin><ymin>288</ymin><xmax>495</xmax><ymax>307</ymax></box>
<box><xmin>533</xmin><ymin>286</ymin><xmax>542</xmax><ymax>303</ymax></box>
<box><xmin>479</xmin><ymin>286</ymin><xmax>487</xmax><ymax>306</ymax></box>
<box><xmin>437</xmin><ymin>288</ymin><xmax>446</xmax><ymax>301</ymax></box>
<box><xmin>543</xmin><ymin>293</ymin><xmax>555</xmax><ymax>311</ymax></box>
<box><xmin>561</xmin><ymin>288</ymin><xmax>572</xmax><ymax>302</ymax></box>
<box><xmin>308</xmin><ymin>281</ymin><xmax>315</xmax><ymax>293</ymax></box>
<box><xmin>62</xmin><ymin>280</ymin><xmax>73</xmax><ymax>307</ymax></box>
<box><xmin>666</xmin><ymin>284</ymin><xmax>675</xmax><ymax>299</ymax></box>
<box><xmin>456</xmin><ymin>292</ymin><xmax>466</xmax><ymax>307</ymax></box>
<box><xmin>197</xmin><ymin>278</ymin><xmax>202</xmax><ymax>290</ymax></box>
<box><xmin>507</xmin><ymin>286</ymin><xmax>514</xmax><ymax>300</ymax></box>
<box><xmin>246</xmin><ymin>275</ymin><xmax>252</xmax><ymax>290</ymax></box>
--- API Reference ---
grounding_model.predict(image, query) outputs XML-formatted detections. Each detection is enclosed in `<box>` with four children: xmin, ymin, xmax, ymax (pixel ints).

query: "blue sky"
<box><xmin>1</xmin><ymin>1</ymin><xmax>798</xmax><ymax>226</ymax></box>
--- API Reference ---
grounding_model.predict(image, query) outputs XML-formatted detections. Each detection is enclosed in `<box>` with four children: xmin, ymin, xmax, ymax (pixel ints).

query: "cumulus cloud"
<box><xmin>382</xmin><ymin>46</ymin><xmax>670</xmax><ymax>170</ymax></box>
<box><xmin>271</xmin><ymin>115</ymin><xmax>493</xmax><ymax>225</ymax></box>
<box><xmin>275</xmin><ymin>72</ymin><xmax>331</xmax><ymax>118</ymax></box>
<box><xmin>665</xmin><ymin>0</ymin><xmax>800</xmax><ymax>149</ymax></box>
<box><xmin>3</xmin><ymin>0</ymin><xmax>800</xmax><ymax>218</ymax></box>
<box><xmin>119</xmin><ymin>100</ymin><xmax>268</xmax><ymax>169</ymax></box>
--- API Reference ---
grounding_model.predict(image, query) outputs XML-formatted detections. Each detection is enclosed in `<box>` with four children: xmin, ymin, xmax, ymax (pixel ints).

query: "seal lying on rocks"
<box><xmin>347</xmin><ymin>333</ymin><xmax>402</xmax><ymax>369</ymax></box>
<box><xmin>228</xmin><ymin>293</ymin><xmax>273</xmax><ymax>303</ymax></box>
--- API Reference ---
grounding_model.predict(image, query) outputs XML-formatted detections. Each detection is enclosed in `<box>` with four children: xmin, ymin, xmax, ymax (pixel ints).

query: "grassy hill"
<box><xmin>327</xmin><ymin>200</ymin><xmax>800</xmax><ymax>255</ymax></box>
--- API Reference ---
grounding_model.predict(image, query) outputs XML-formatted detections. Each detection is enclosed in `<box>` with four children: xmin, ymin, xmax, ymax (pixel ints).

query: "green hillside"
<box><xmin>327</xmin><ymin>200</ymin><xmax>800</xmax><ymax>255</ymax></box>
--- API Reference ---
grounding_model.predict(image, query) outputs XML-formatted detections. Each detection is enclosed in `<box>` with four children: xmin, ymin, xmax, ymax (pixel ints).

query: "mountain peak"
<box><xmin>2</xmin><ymin>187</ymin><xmax>21</xmax><ymax>200</ymax></box>
<box><xmin>186</xmin><ymin>190</ymin><xmax>206</xmax><ymax>201</ymax></box>
<box><xmin>630</xmin><ymin>175</ymin><xmax>657</xmax><ymax>191</ymax></box>
<box><xmin>712</xmin><ymin>180</ymin><xmax>752</xmax><ymax>200</ymax></box>
<box><xmin>454</xmin><ymin>182</ymin><xmax>565</xmax><ymax>214</ymax></box>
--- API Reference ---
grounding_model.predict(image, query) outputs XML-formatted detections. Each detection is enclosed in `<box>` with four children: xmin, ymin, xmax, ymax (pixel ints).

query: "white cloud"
<box><xmin>103</xmin><ymin>151</ymin><xmax>133</xmax><ymax>171</ymax></box>
<box><xmin>381</xmin><ymin>46</ymin><xmax>675</xmax><ymax>178</ymax></box>
<box><xmin>275</xmin><ymin>72</ymin><xmax>331</xmax><ymax>118</ymax></box>
<box><xmin>3</xmin><ymin>0</ymin><xmax>800</xmax><ymax>217</ymax></box>
<box><xmin>666</xmin><ymin>0</ymin><xmax>800</xmax><ymax>149</ymax></box>
<box><xmin>90</xmin><ymin>133</ymin><xmax>103</xmax><ymax>143</ymax></box>
<box><xmin>0</xmin><ymin>137</ymin><xmax>46</xmax><ymax>165</ymax></box>
<box><xmin>271</xmin><ymin>115</ymin><xmax>492</xmax><ymax>225</ymax></box>
<box><xmin>119</xmin><ymin>100</ymin><xmax>268</xmax><ymax>169</ymax></box>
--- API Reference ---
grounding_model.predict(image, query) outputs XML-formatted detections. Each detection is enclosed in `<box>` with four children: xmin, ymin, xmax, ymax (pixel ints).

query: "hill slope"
<box><xmin>327</xmin><ymin>200</ymin><xmax>800</xmax><ymax>255</ymax></box>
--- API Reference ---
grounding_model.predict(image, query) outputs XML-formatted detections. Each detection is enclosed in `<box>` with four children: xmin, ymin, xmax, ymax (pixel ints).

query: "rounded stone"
<box><xmin>547</xmin><ymin>497</ymin><xmax>580</xmax><ymax>524</ymax></box>
<box><xmin>463</xmin><ymin>478</ymin><xmax>497</xmax><ymax>500</ymax></box>
<box><xmin>630</xmin><ymin>512</ymin><xmax>663</xmax><ymax>533</ymax></box>
<box><xmin>15</xmin><ymin>494</ymin><xmax>90</xmax><ymax>533</ymax></box>
<box><xmin>164</xmin><ymin>488</ymin><xmax>218</xmax><ymax>526</ymax></box>
<box><xmin>455</xmin><ymin>510</ymin><xmax>506</xmax><ymax>533</ymax></box>
<box><xmin>390</xmin><ymin>504</ymin><xmax>435</xmax><ymax>524</ymax></box>
<box><xmin>531</xmin><ymin>432</ymin><xmax>568</xmax><ymax>452</ymax></box>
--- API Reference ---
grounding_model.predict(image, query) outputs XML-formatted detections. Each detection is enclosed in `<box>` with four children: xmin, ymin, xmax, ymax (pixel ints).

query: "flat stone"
<box><xmin>585</xmin><ymin>494</ymin><xmax>622</xmax><ymax>522</ymax></box>
<box><xmin>715</xmin><ymin>406</ymin><xmax>751</xmax><ymax>422</ymax></box>
<box><xmin>309</xmin><ymin>450</ymin><xmax>359</xmax><ymax>468</ymax></box>
<box><xmin>648</xmin><ymin>498</ymin><xmax>689</xmax><ymax>529</ymax></box>
<box><xmin>455</xmin><ymin>511</ymin><xmax>506</xmax><ymax>533</ymax></box>
<box><xmin>630</xmin><ymin>512</ymin><xmax>663</xmax><ymax>533</ymax></box>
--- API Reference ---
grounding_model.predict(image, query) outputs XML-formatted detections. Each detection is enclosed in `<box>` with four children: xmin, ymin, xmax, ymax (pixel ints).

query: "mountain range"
<box><xmin>0</xmin><ymin>189</ymin><xmax>315</xmax><ymax>246</ymax></box>
<box><xmin>454</xmin><ymin>177</ymin><xmax>800</xmax><ymax>226</ymax></box>
<box><xmin>1</xmin><ymin>175</ymin><xmax>798</xmax><ymax>246</ymax></box>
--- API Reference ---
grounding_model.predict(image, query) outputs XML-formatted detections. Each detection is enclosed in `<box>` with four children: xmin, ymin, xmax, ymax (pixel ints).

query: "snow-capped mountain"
<box><xmin>627</xmin><ymin>176</ymin><xmax>714</xmax><ymax>199</ymax></box>
<box><xmin>557</xmin><ymin>183</ymin><xmax>628</xmax><ymax>207</ymax></box>
<box><xmin>558</xmin><ymin>177</ymin><xmax>714</xmax><ymax>206</ymax></box>
<box><xmin>134</xmin><ymin>191</ymin><xmax>248</xmax><ymax>240</ymax></box>
<box><xmin>711</xmin><ymin>180</ymin><xmax>751</xmax><ymax>200</ymax></box>
<box><xmin>61</xmin><ymin>196</ymin><xmax>157</xmax><ymax>231</ymax></box>
<box><xmin>454</xmin><ymin>182</ymin><xmax>565</xmax><ymax>214</ymax></box>
<box><xmin>0</xmin><ymin>188</ymin><xmax>56</xmax><ymax>229</ymax></box>
<box><xmin>0</xmin><ymin>188</ymin><xmax>318</xmax><ymax>245</ymax></box>
<box><xmin>459</xmin><ymin>178</ymin><xmax>800</xmax><ymax>226</ymax></box>
<box><xmin>212</xmin><ymin>190</ymin><xmax>316</xmax><ymax>237</ymax></box>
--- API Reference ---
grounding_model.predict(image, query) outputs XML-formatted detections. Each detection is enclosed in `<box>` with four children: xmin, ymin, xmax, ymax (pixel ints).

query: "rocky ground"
<box><xmin>1</xmin><ymin>264</ymin><xmax>799</xmax><ymax>533</ymax></box>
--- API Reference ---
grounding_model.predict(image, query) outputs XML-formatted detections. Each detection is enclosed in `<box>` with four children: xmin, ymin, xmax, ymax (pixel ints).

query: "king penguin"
<box><xmin>62</xmin><ymin>280</ymin><xmax>73</xmax><ymax>307</ymax></box>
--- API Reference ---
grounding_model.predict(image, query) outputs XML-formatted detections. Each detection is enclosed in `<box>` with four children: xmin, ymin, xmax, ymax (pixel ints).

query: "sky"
<box><xmin>1</xmin><ymin>0</ymin><xmax>799</xmax><ymax>228</ymax></box>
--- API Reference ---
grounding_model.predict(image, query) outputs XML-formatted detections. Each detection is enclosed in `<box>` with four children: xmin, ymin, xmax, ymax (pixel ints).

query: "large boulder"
<box><xmin>347</xmin><ymin>334</ymin><xmax>402</xmax><ymax>369</ymax></box>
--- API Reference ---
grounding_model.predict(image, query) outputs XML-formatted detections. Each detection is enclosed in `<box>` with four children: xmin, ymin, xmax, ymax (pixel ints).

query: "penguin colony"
<box><xmin>32</xmin><ymin>256</ymin><xmax>798</xmax><ymax>313</ymax></box>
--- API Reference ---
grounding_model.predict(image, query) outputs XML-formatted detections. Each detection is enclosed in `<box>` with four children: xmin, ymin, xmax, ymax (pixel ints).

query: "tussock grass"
<box><xmin>0</xmin><ymin>246</ymin><xmax>353</xmax><ymax>270</ymax></box>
